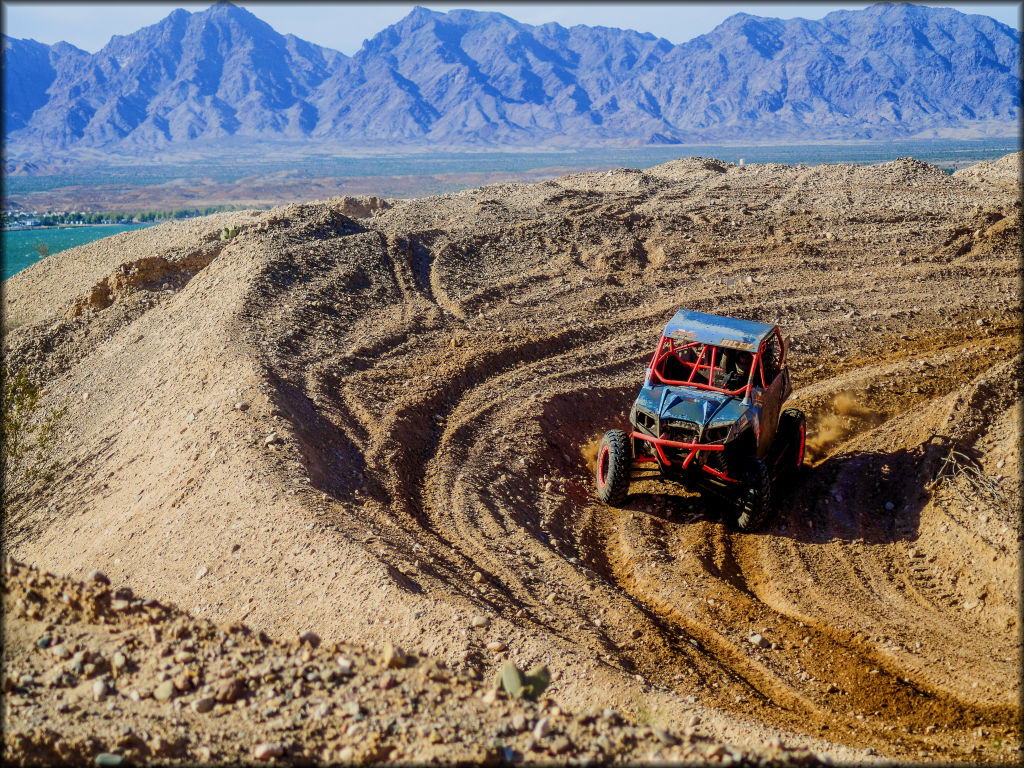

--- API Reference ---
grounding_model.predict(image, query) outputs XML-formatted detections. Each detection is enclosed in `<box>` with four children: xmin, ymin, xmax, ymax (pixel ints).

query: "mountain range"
<box><xmin>2</xmin><ymin>1</ymin><xmax>1020</xmax><ymax>156</ymax></box>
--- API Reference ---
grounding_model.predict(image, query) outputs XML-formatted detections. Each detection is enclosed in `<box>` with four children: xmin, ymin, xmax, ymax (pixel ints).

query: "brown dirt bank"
<box><xmin>3</xmin><ymin>152</ymin><xmax>1021</xmax><ymax>763</ymax></box>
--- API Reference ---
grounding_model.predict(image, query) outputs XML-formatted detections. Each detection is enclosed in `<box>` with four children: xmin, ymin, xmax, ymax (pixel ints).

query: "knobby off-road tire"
<box><xmin>595</xmin><ymin>430</ymin><xmax>631</xmax><ymax>506</ymax></box>
<box><xmin>735</xmin><ymin>455</ymin><xmax>772</xmax><ymax>531</ymax></box>
<box><xmin>777</xmin><ymin>408</ymin><xmax>806</xmax><ymax>478</ymax></box>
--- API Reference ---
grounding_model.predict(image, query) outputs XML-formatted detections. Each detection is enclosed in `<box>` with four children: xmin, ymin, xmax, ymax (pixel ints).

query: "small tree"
<box><xmin>32</xmin><ymin>241</ymin><xmax>49</xmax><ymax>258</ymax></box>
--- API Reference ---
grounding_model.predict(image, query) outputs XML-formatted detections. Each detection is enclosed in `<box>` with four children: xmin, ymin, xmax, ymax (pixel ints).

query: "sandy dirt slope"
<box><xmin>3</xmin><ymin>152</ymin><xmax>1020</xmax><ymax>763</ymax></box>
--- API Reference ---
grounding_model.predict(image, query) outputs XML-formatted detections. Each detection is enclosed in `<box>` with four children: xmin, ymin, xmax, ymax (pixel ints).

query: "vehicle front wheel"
<box><xmin>734</xmin><ymin>455</ymin><xmax>771</xmax><ymax>531</ymax></box>
<box><xmin>595</xmin><ymin>430</ymin><xmax>631</xmax><ymax>506</ymax></box>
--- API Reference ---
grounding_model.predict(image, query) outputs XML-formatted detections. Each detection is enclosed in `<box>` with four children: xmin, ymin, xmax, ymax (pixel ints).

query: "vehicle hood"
<box><xmin>635</xmin><ymin>384</ymin><xmax>747</xmax><ymax>429</ymax></box>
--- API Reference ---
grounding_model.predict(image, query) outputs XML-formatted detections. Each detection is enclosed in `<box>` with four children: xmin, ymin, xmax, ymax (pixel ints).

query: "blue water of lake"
<box><xmin>2</xmin><ymin>224</ymin><xmax>157</xmax><ymax>281</ymax></box>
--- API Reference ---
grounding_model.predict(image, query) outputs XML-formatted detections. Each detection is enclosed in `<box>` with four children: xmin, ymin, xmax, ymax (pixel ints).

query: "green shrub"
<box><xmin>492</xmin><ymin>661</ymin><xmax>550</xmax><ymax>700</ymax></box>
<box><xmin>2</xmin><ymin>365</ymin><xmax>67</xmax><ymax>497</ymax></box>
<box><xmin>220</xmin><ymin>225</ymin><xmax>239</xmax><ymax>242</ymax></box>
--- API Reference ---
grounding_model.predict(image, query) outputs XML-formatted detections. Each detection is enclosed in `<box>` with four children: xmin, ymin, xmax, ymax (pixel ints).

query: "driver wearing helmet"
<box><xmin>725</xmin><ymin>350</ymin><xmax>753</xmax><ymax>390</ymax></box>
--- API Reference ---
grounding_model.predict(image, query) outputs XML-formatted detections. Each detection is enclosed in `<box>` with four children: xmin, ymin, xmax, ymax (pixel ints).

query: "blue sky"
<box><xmin>2</xmin><ymin>2</ymin><xmax>1020</xmax><ymax>53</ymax></box>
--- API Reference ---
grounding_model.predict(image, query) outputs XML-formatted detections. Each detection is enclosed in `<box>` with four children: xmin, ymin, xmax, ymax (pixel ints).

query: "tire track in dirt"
<box><xmin>591</xmin><ymin>328</ymin><xmax>1020</xmax><ymax>758</ymax></box>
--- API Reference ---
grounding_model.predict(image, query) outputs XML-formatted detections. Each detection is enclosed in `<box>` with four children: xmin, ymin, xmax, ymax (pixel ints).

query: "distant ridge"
<box><xmin>2</xmin><ymin>1</ymin><xmax>1020</xmax><ymax>155</ymax></box>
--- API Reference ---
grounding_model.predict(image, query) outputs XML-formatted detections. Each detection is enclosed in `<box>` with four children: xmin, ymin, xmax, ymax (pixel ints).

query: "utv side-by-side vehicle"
<box><xmin>595</xmin><ymin>309</ymin><xmax>805</xmax><ymax>531</ymax></box>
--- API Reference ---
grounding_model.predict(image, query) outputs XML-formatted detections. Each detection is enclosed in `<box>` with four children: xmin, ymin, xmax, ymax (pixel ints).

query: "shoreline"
<box><xmin>6</xmin><ymin>140</ymin><xmax>1015</xmax><ymax>215</ymax></box>
<box><xmin>2</xmin><ymin>221</ymin><xmax>152</xmax><ymax>232</ymax></box>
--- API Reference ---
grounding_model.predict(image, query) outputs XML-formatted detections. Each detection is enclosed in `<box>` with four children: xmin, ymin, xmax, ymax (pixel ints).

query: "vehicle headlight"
<box><xmin>703</xmin><ymin>424</ymin><xmax>732</xmax><ymax>443</ymax></box>
<box><xmin>634</xmin><ymin>408</ymin><xmax>657</xmax><ymax>431</ymax></box>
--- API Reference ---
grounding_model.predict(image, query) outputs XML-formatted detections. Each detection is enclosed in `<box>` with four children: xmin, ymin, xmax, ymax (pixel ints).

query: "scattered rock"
<box><xmin>254</xmin><ymin>743</ymin><xmax>284</xmax><ymax>761</ymax></box>
<box><xmin>533</xmin><ymin>717</ymin><xmax>550</xmax><ymax>740</ymax></box>
<box><xmin>173</xmin><ymin>672</ymin><xmax>194</xmax><ymax>691</ymax></box>
<box><xmin>192</xmin><ymin>696</ymin><xmax>215</xmax><ymax>713</ymax></box>
<box><xmin>471</xmin><ymin>615</ymin><xmax>490</xmax><ymax>628</ymax></box>
<box><xmin>748</xmin><ymin>633</ymin><xmax>769</xmax><ymax>649</ymax></box>
<box><xmin>215</xmin><ymin>677</ymin><xmax>245</xmax><ymax>703</ymax></box>
<box><xmin>655</xmin><ymin>728</ymin><xmax>677</xmax><ymax>745</ymax></box>
<box><xmin>382</xmin><ymin>642</ymin><xmax>408</xmax><ymax>669</ymax></box>
<box><xmin>154</xmin><ymin>680</ymin><xmax>175</xmax><ymax>702</ymax></box>
<box><xmin>298</xmin><ymin>630</ymin><xmax>321</xmax><ymax>648</ymax></box>
<box><xmin>50</xmin><ymin>644</ymin><xmax>71</xmax><ymax>660</ymax></box>
<box><xmin>343</xmin><ymin>700</ymin><xmax>361</xmax><ymax>717</ymax></box>
<box><xmin>550</xmin><ymin>735</ymin><xmax>572</xmax><ymax>754</ymax></box>
<box><xmin>87</xmin><ymin>570</ymin><xmax>109</xmax><ymax>585</ymax></box>
<box><xmin>92</xmin><ymin>678</ymin><xmax>107</xmax><ymax>701</ymax></box>
<box><xmin>486</xmin><ymin>641</ymin><xmax>507</xmax><ymax>653</ymax></box>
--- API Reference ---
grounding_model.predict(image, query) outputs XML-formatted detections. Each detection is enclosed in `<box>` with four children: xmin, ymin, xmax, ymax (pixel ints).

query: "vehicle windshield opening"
<box><xmin>650</xmin><ymin>338</ymin><xmax>754</xmax><ymax>395</ymax></box>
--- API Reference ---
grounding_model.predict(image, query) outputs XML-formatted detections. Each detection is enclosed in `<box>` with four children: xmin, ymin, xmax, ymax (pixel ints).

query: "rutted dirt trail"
<box><xmin>4</xmin><ymin>154</ymin><xmax>1020</xmax><ymax>762</ymax></box>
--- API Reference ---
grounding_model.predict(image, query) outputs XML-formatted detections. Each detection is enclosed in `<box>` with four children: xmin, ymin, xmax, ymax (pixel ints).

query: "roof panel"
<box><xmin>663</xmin><ymin>309</ymin><xmax>776</xmax><ymax>349</ymax></box>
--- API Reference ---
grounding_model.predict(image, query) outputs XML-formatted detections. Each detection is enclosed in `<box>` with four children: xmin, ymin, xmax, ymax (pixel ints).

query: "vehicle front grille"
<box><xmin>660</xmin><ymin>420</ymin><xmax>700</xmax><ymax>465</ymax></box>
<box><xmin>664</xmin><ymin>420</ymin><xmax>699</xmax><ymax>444</ymax></box>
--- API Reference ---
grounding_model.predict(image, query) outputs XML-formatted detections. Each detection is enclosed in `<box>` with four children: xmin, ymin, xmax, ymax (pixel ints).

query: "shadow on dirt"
<box><xmin>624</xmin><ymin>438</ymin><xmax>946</xmax><ymax>545</ymax></box>
<box><xmin>265</xmin><ymin>369</ymin><xmax>367</xmax><ymax>504</ymax></box>
<box><xmin>762</xmin><ymin>437</ymin><xmax>956</xmax><ymax>544</ymax></box>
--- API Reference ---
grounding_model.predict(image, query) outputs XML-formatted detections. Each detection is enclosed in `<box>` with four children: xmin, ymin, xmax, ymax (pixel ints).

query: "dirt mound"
<box><xmin>952</xmin><ymin>151</ymin><xmax>1022</xmax><ymax>189</ymax></box>
<box><xmin>3</xmin><ymin>152</ymin><xmax>1020</xmax><ymax>763</ymax></box>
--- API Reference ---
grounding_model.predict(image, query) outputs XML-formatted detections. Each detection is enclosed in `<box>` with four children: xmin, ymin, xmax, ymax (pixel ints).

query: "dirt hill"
<box><xmin>3</xmin><ymin>153</ymin><xmax>1020</xmax><ymax>764</ymax></box>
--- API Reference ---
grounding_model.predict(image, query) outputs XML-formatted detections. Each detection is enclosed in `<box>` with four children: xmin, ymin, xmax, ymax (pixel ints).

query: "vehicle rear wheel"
<box><xmin>595</xmin><ymin>430</ymin><xmax>631</xmax><ymax>506</ymax></box>
<box><xmin>777</xmin><ymin>408</ymin><xmax>806</xmax><ymax>475</ymax></box>
<box><xmin>734</xmin><ymin>455</ymin><xmax>771</xmax><ymax>531</ymax></box>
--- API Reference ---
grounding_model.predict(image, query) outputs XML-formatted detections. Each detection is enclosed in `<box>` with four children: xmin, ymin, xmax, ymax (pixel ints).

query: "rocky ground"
<box><xmin>2</xmin><ymin>152</ymin><xmax>1021</xmax><ymax>764</ymax></box>
<box><xmin>6</xmin><ymin>559</ymin><xmax>828</xmax><ymax>765</ymax></box>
